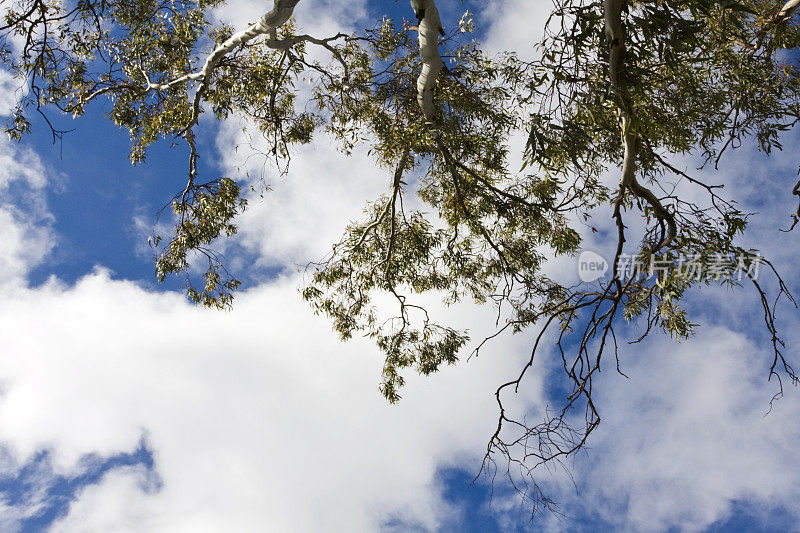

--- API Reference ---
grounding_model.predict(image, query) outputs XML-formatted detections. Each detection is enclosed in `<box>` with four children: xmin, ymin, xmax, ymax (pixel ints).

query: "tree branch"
<box><xmin>605</xmin><ymin>0</ymin><xmax>676</xmax><ymax>252</ymax></box>
<box><xmin>411</xmin><ymin>0</ymin><xmax>444</xmax><ymax>123</ymax></box>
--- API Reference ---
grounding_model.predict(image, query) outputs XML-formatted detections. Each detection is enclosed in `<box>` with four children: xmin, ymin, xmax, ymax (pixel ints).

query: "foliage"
<box><xmin>2</xmin><ymin>0</ymin><xmax>800</xmax><ymax>514</ymax></box>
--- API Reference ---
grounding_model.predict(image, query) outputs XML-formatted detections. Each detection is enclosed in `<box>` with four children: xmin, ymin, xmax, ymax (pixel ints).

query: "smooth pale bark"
<box><xmin>411</xmin><ymin>0</ymin><xmax>444</xmax><ymax>123</ymax></box>
<box><xmin>605</xmin><ymin>0</ymin><xmax>676</xmax><ymax>251</ymax></box>
<box><xmin>778</xmin><ymin>0</ymin><xmax>800</xmax><ymax>20</ymax></box>
<box><xmin>158</xmin><ymin>0</ymin><xmax>303</xmax><ymax>134</ymax></box>
<box><xmin>154</xmin><ymin>0</ymin><xmax>302</xmax><ymax>92</ymax></box>
<box><xmin>153</xmin><ymin>0</ymin><xmax>441</xmax><ymax>132</ymax></box>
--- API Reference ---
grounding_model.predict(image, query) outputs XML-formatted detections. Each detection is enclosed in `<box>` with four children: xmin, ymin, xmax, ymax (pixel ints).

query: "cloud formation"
<box><xmin>0</xmin><ymin>136</ymin><xmax>54</xmax><ymax>289</ymax></box>
<box><xmin>0</xmin><ymin>270</ymin><xmax>542</xmax><ymax>531</ymax></box>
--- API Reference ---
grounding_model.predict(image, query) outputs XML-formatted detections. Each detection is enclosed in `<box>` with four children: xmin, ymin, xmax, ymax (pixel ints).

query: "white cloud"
<box><xmin>554</xmin><ymin>327</ymin><xmax>800</xmax><ymax>532</ymax></box>
<box><xmin>0</xmin><ymin>136</ymin><xmax>54</xmax><ymax>289</ymax></box>
<box><xmin>49</xmin><ymin>465</ymin><xmax>161</xmax><ymax>533</ymax></box>
<box><xmin>207</xmin><ymin>0</ymin><xmax>381</xmax><ymax>270</ymax></box>
<box><xmin>0</xmin><ymin>448</ymin><xmax>58</xmax><ymax>532</ymax></box>
<box><xmin>0</xmin><ymin>207</ymin><xmax>50</xmax><ymax>288</ymax></box>
<box><xmin>216</xmin><ymin>121</ymin><xmax>388</xmax><ymax>269</ymax></box>
<box><xmin>0</xmin><ymin>70</ymin><xmax>25</xmax><ymax>119</ymax></box>
<box><xmin>212</xmin><ymin>0</ymin><xmax>369</xmax><ymax>38</ymax></box>
<box><xmin>480</xmin><ymin>0</ymin><xmax>554</xmax><ymax>59</ymax></box>
<box><xmin>0</xmin><ymin>269</ymin><xmax>541</xmax><ymax>532</ymax></box>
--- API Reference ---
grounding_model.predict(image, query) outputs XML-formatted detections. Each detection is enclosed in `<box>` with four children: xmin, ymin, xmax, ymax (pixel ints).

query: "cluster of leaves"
<box><xmin>459</xmin><ymin>0</ymin><xmax>800</xmax><ymax>507</ymax></box>
<box><xmin>1</xmin><ymin>0</ymin><xmax>336</xmax><ymax>307</ymax></box>
<box><xmin>4</xmin><ymin>0</ymin><xmax>220</xmax><ymax>143</ymax></box>
<box><xmin>302</xmin><ymin>18</ymin><xmax>586</xmax><ymax>401</ymax></box>
<box><xmin>153</xmin><ymin>177</ymin><xmax>246</xmax><ymax>309</ymax></box>
<box><xmin>497</xmin><ymin>0</ymin><xmax>798</xmax><ymax>341</ymax></box>
<box><xmin>205</xmin><ymin>20</ymin><xmax>323</xmax><ymax>160</ymax></box>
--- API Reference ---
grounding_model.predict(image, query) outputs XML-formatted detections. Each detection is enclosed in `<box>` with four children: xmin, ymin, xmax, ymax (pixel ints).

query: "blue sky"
<box><xmin>0</xmin><ymin>0</ymin><xmax>799</xmax><ymax>531</ymax></box>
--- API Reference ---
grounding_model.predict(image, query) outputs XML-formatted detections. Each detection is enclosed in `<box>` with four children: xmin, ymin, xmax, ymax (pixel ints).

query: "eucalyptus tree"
<box><xmin>3</xmin><ymin>0</ymin><xmax>800</xmax><ymax>512</ymax></box>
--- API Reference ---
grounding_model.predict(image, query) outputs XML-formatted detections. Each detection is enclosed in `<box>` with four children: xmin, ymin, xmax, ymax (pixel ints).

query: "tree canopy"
<box><xmin>3</xmin><ymin>0</ymin><xmax>800</xmax><ymax>512</ymax></box>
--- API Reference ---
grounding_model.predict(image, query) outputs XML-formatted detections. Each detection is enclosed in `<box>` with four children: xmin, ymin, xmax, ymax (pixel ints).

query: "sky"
<box><xmin>0</xmin><ymin>0</ymin><xmax>799</xmax><ymax>531</ymax></box>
